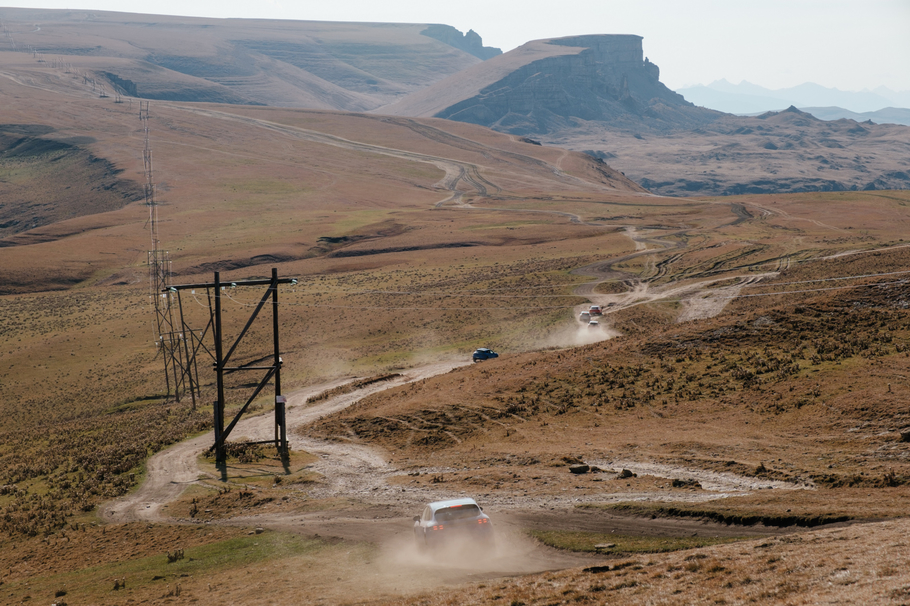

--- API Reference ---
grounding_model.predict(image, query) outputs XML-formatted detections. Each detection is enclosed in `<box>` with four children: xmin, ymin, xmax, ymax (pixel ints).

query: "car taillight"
<box><xmin>432</xmin><ymin>525</ymin><xmax>444</xmax><ymax>530</ymax></box>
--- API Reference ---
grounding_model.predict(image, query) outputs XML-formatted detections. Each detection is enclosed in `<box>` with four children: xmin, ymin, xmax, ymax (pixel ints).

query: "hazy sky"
<box><xmin>3</xmin><ymin>0</ymin><xmax>909</xmax><ymax>91</ymax></box>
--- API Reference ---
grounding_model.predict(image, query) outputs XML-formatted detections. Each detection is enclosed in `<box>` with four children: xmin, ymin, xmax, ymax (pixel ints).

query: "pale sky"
<box><xmin>2</xmin><ymin>0</ymin><xmax>909</xmax><ymax>91</ymax></box>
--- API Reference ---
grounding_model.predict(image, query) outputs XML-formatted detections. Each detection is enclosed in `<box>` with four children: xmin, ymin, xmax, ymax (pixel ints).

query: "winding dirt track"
<box><xmin>569</xmin><ymin>219</ymin><xmax>783</xmax><ymax>324</ymax></box>
<box><xmin>101</xmin><ymin>361</ymin><xmax>468</xmax><ymax>524</ymax></box>
<box><xmin>101</xmin><ymin>360</ymin><xmax>617</xmax><ymax>580</ymax></box>
<box><xmin>95</xmin><ymin>110</ymin><xmax>821</xmax><ymax>588</ymax></box>
<box><xmin>103</xmin><ymin>355</ymin><xmax>807</xmax><ymax>526</ymax></box>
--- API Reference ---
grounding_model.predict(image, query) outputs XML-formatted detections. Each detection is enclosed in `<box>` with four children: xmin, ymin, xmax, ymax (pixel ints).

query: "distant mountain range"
<box><xmin>676</xmin><ymin>80</ymin><xmax>910</xmax><ymax>125</ymax></box>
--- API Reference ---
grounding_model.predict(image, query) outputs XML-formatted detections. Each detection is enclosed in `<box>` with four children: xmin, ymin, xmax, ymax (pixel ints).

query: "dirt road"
<box><xmin>101</xmin><ymin>360</ymin><xmax>615</xmax><ymax>584</ymax></box>
<box><xmin>569</xmin><ymin>220</ymin><xmax>780</xmax><ymax>324</ymax></box>
<box><xmin>101</xmin><ymin>353</ymin><xmax>805</xmax><ymax>593</ymax></box>
<box><xmin>102</xmin><ymin>361</ymin><xmax>466</xmax><ymax>524</ymax></box>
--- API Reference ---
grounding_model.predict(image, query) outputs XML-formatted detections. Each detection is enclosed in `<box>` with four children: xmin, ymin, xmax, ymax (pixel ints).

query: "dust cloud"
<box><xmin>375</xmin><ymin>526</ymin><xmax>571</xmax><ymax>588</ymax></box>
<box><xmin>540</xmin><ymin>318</ymin><xmax>619</xmax><ymax>350</ymax></box>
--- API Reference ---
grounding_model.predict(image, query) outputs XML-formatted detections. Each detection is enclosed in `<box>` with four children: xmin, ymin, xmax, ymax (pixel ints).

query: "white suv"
<box><xmin>413</xmin><ymin>497</ymin><xmax>493</xmax><ymax>552</ymax></box>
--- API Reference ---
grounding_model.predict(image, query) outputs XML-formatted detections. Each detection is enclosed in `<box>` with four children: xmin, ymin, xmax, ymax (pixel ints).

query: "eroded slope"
<box><xmin>0</xmin><ymin>124</ymin><xmax>141</xmax><ymax>243</ymax></box>
<box><xmin>0</xmin><ymin>8</ymin><xmax>488</xmax><ymax>109</ymax></box>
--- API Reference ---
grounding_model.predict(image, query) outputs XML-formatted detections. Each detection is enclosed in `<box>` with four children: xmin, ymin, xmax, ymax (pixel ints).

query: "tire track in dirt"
<box><xmin>172</xmin><ymin>106</ymin><xmax>497</xmax><ymax>208</ymax></box>
<box><xmin>171</xmin><ymin>105</ymin><xmax>647</xmax><ymax>216</ymax></box>
<box><xmin>596</xmin><ymin>460</ymin><xmax>813</xmax><ymax>493</ymax></box>
<box><xmin>101</xmin><ymin>362</ymin><xmax>468</xmax><ymax>524</ymax></box>
<box><xmin>569</xmin><ymin>205</ymin><xmax>789</xmax><ymax>323</ymax></box>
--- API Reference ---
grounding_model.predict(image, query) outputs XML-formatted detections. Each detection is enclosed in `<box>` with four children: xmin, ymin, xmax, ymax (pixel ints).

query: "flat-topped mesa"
<box><xmin>548</xmin><ymin>34</ymin><xmax>648</xmax><ymax>82</ymax></box>
<box><xmin>422</xmin><ymin>33</ymin><xmax>714</xmax><ymax>135</ymax></box>
<box><xmin>546</xmin><ymin>34</ymin><xmax>669</xmax><ymax>101</ymax></box>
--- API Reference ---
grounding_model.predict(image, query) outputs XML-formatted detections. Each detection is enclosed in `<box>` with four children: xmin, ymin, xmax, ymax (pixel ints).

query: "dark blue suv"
<box><xmin>472</xmin><ymin>348</ymin><xmax>499</xmax><ymax>362</ymax></box>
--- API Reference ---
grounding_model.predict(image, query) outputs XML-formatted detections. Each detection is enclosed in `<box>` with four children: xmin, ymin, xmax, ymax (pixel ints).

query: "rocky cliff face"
<box><xmin>434</xmin><ymin>34</ymin><xmax>720</xmax><ymax>135</ymax></box>
<box><xmin>421</xmin><ymin>25</ymin><xmax>502</xmax><ymax>60</ymax></box>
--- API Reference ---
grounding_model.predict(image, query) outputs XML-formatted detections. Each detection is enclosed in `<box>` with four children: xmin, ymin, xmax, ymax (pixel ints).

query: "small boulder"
<box><xmin>569</xmin><ymin>464</ymin><xmax>590</xmax><ymax>474</ymax></box>
<box><xmin>618</xmin><ymin>469</ymin><xmax>636</xmax><ymax>479</ymax></box>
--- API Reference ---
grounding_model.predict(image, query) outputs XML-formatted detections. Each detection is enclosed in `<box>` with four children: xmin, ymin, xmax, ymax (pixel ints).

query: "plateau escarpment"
<box><xmin>383</xmin><ymin>34</ymin><xmax>721</xmax><ymax>134</ymax></box>
<box><xmin>421</xmin><ymin>24</ymin><xmax>502</xmax><ymax>60</ymax></box>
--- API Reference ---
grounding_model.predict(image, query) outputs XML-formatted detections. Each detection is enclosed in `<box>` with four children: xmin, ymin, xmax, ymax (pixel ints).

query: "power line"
<box><xmin>143</xmin><ymin>102</ymin><xmax>198</xmax><ymax>406</ymax></box>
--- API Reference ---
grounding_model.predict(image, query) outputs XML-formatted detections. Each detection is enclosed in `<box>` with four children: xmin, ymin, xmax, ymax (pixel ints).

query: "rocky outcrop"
<box><xmin>421</xmin><ymin>25</ymin><xmax>502</xmax><ymax>60</ymax></box>
<box><xmin>432</xmin><ymin>34</ymin><xmax>721</xmax><ymax>135</ymax></box>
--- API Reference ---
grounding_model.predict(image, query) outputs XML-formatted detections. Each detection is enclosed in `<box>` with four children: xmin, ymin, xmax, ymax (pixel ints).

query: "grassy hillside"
<box><xmin>2</xmin><ymin>46</ymin><xmax>910</xmax><ymax>604</ymax></box>
<box><xmin>312</xmin><ymin>244</ymin><xmax>910</xmax><ymax>518</ymax></box>
<box><xmin>0</xmin><ymin>8</ymin><xmax>484</xmax><ymax>109</ymax></box>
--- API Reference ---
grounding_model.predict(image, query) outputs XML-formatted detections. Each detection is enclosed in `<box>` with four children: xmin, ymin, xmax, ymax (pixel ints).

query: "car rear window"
<box><xmin>435</xmin><ymin>504</ymin><xmax>481</xmax><ymax>521</ymax></box>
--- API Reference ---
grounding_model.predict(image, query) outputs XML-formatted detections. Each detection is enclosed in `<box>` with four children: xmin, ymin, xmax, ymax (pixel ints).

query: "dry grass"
<box><xmin>310</xmin><ymin>246</ymin><xmax>910</xmax><ymax>524</ymax></box>
<box><xmin>3</xmin><ymin>49</ymin><xmax>910</xmax><ymax>604</ymax></box>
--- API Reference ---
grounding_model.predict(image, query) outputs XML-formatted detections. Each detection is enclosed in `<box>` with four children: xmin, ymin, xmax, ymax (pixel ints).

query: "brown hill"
<box><xmin>0</xmin><ymin>51</ymin><xmax>644</xmax><ymax>294</ymax></box>
<box><xmin>0</xmin><ymin>124</ymin><xmax>142</xmax><ymax>241</ymax></box>
<box><xmin>3</xmin><ymin>10</ymin><xmax>904</xmax><ymax>198</ymax></box>
<box><xmin>381</xmin><ymin>34</ymin><xmax>910</xmax><ymax>197</ymax></box>
<box><xmin>0</xmin><ymin>7</ymin><xmax>495</xmax><ymax>110</ymax></box>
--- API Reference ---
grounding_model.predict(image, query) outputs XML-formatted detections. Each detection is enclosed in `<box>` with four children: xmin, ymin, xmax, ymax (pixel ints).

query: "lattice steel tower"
<box><xmin>143</xmin><ymin>102</ymin><xmax>196</xmax><ymax>403</ymax></box>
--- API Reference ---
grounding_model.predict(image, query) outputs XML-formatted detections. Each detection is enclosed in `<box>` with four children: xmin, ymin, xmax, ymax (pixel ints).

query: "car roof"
<box><xmin>475</xmin><ymin>348</ymin><xmax>491</xmax><ymax>352</ymax></box>
<box><xmin>427</xmin><ymin>497</ymin><xmax>479</xmax><ymax>511</ymax></box>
